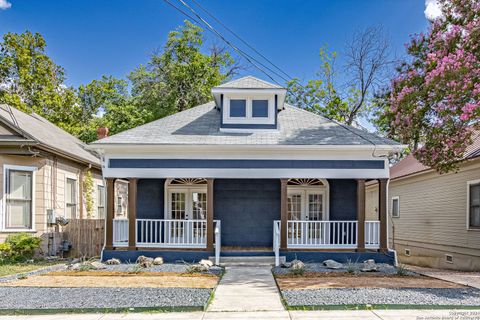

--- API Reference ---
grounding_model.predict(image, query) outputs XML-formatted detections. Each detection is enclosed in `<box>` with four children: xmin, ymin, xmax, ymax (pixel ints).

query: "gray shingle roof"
<box><xmin>215</xmin><ymin>76</ymin><xmax>284</xmax><ymax>89</ymax></box>
<box><xmin>92</xmin><ymin>102</ymin><xmax>401</xmax><ymax>146</ymax></box>
<box><xmin>0</xmin><ymin>104</ymin><xmax>100</xmax><ymax>165</ymax></box>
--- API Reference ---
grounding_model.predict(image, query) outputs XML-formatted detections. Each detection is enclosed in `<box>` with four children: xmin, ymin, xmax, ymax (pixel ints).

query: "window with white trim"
<box><xmin>223</xmin><ymin>95</ymin><xmax>275</xmax><ymax>126</ymax></box>
<box><xmin>4</xmin><ymin>168</ymin><xmax>33</xmax><ymax>229</ymax></box>
<box><xmin>97</xmin><ymin>185</ymin><xmax>105</xmax><ymax>219</ymax></box>
<box><xmin>469</xmin><ymin>182</ymin><xmax>480</xmax><ymax>228</ymax></box>
<box><xmin>391</xmin><ymin>196</ymin><xmax>400</xmax><ymax>218</ymax></box>
<box><xmin>65</xmin><ymin>178</ymin><xmax>77</xmax><ymax>218</ymax></box>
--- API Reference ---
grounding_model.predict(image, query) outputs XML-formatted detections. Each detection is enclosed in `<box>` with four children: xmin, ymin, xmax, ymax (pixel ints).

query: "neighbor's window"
<box><xmin>65</xmin><ymin>178</ymin><xmax>77</xmax><ymax>218</ymax></box>
<box><xmin>97</xmin><ymin>185</ymin><xmax>105</xmax><ymax>219</ymax></box>
<box><xmin>469</xmin><ymin>182</ymin><xmax>480</xmax><ymax>228</ymax></box>
<box><xmin>252</xmin><ymin>100</ymin><xmax>269</xmax><ymax>118</ymax></box>
<box><xmin>391</xmin><ymin>197</ymin><xmax>400</xmax><ymax>218</ymax></box>
<box><xmin>229</xmin><ymin>99</ymin><xmax>247</xmax><ymax>117</ymax></box>
<box><xmin>5</xmin><ymin>169</ymin><xmax>33</xmax><ymax>229</ymax></box>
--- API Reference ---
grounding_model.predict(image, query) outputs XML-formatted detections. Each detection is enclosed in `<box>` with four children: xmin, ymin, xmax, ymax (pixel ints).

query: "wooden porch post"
<box><xmin>128</xmin><ymin>178</ymin><xmax>137</xmax><ymax>250</ymax></box>
<box><xmin>206</xmin><ymin>179</ymin><xmax>214</xmax><ymax>251</ymax></box>
<box><xmin>105</xmin><ymin>178</ymin><xmax>115</xmax><ymax>250</ymax></box>
<box><xmin>356</xmin><ymin>179</ymin><xmax>366</xmax><ymax>252</ymax></box>
<box><xmin>280</xmin><ymin>179</ymin><xmax>288</xmax><ymax>250</ymax></box>
<box><xmin>379</xmin><ymin>178</ymin><xmax>388</xmax><ymax>252</ymax></box>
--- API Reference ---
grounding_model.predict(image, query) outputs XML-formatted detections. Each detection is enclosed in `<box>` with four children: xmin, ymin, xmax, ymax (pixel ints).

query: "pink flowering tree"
<box><xmin>387</xmin><ymin>0</ymin><xmax>480</xmax><ymax>173</ymax></box>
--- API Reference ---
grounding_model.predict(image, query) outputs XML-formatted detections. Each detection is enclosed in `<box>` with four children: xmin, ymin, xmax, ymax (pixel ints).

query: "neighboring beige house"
<box><xmin>366</xmin><ymin>131</ymin><xmax>480</xmax><ymax>271</ymax></box>
<box><xmin>0</xmin><ymin>104</ymin><xmax>105</xmax><ymax>254</ymax></box>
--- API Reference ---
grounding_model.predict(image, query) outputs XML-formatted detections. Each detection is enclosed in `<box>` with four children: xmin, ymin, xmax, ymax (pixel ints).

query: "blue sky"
<box><xmin>0</xmin><ymin>0</ymin><xmax>431</xmax><ymax>88</ymax></box>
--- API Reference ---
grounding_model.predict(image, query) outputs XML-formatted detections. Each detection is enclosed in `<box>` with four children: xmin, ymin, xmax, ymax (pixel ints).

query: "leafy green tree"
<box><xmin>0</xmin><ymin>31</ymin><xmax>81</xmax><ymax>133</ymax></box>
<box><xmin>129</xmin><ymin>20</ymin><xmax>237</xmax><ymax>120</ymax></box>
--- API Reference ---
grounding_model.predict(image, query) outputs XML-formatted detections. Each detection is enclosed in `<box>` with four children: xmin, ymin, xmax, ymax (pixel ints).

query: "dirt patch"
<box><xmin>43</xmin><ymin>270</ymin><xmax>217</xmax><ymax>277</ymax></box>
<box><xmin>276</xmin><ymin>273</ymin><xmax>466</xmax><ymax>290</ymax></box>
<box><xmin>0</xmin><ymin>274</ymin><xmax>218</xmax><ymax>289</ymax></box>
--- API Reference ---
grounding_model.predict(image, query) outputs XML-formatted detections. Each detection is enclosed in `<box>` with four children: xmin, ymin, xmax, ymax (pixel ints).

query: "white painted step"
<box><xmin>209</xmin><ymin>256</ymin><xmax>285</xmax><ymax>265</ymax></box>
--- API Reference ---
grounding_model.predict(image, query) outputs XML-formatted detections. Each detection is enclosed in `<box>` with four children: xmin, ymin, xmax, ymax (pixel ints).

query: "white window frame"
<box><xmin>223</xmin><ymin>93</ymin><xmax>275</xmax><ymax>125</ymax></box>
<box><xmin>391</xmin><ymin>196</ymin><xmax>400</xmax><ymax>218</ymax></box>
<box><xmin>2</xmin><ymin>165</ymin><xmax>37</xmax><ymax>232</ymax></box>
<box><xmin>287</xmin><ymin>184</ymin><xmax>330</xmax><ymax>221</ymax></box>
<box><xmin>96</xmin><ymin>184</ymin><xmax>105</xmax><ymax>219</ymax></box>
<box><xmin>467</xmin><ymin>179</ymin><xmax>480</xmax><ymax>231</ymax></box>
<box><xmin>64</xmin><ymin>175</ymin><xmax>78</xmax><ymax>219</ymax></box>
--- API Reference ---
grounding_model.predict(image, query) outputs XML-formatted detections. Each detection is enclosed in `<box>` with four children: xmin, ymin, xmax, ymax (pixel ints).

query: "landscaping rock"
<box><xmin>323</xmin><ymin>259</ymin><xmax>344</xmax><ymax>269</ymax></box>
<box><xmin>199</xmin><ymin>259</ymin><xmax>213</xmax><ymax>269</ymax></box>
<box><xmin>153</xmin><ymin>257</ymin><xmax>164</xmax><ymax>265</ymax></box>
<box><xmin>186</xmin><ymin>264</ymin><xmax>208</xmax><ymax>273</ymax></box>
<box><xmin>362</xmin><ymin>259</ymin><xmax>378</xmax><ymax>272</ymax></box>
<box><xmin>90</xmin><ymin>261</ymin><xmax>107</xmax><ymax>270</ymax></box>
<box><xmin>68</xmin><ymin>263</ymin><xmax>82</xmax><ymax>271</ymax></box>
<box><xmin>106</xmin><ymin>258</ymin><xmax>121</xmax><ymax>265</ymax></box>
<box><xmin>290</xmin><ymin>259</ymin><xmax>305</xmax><ymax>270</ymax></box>
<box><xmin>136</xmin><ymin>255</ymin><xmax>153</xmax><ymax>268</ymax></box>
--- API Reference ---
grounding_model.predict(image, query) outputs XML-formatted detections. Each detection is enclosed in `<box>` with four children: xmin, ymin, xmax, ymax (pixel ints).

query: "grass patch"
<box><xmin>0</xmin><ymin>261</ymin><xmax>59</xmax><ymax>277</ymax></box>
<box><xmin>286</xmin><ymin>304</ymin><xmax>480</xmax><ymax>311</ymax></box>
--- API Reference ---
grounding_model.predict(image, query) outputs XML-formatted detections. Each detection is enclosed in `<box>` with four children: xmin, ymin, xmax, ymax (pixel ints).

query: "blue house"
<box><xmin>89</xmin><ymin>76</ymin><xmax>404</xmax><ymax>265</ymax></box>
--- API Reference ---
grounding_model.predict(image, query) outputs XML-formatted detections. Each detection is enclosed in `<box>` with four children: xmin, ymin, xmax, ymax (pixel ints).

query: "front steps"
<box><xmin>209</xmin><ymin>255</ymin><xmax>286</xmax><ymax>265</ymax></box>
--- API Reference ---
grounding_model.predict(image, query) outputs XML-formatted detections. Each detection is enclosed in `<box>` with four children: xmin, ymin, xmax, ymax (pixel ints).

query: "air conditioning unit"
<box><xmin>46</xmin><ymin>209</ymin><xmax>56</xmax><ymax>224</ymax></box>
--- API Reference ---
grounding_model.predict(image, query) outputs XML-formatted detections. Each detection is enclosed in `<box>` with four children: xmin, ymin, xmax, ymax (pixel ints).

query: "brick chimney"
<box><xmin>97</xmin><ymin>127</ymin><xmax>109</xmax><ymax>140</ymax></box>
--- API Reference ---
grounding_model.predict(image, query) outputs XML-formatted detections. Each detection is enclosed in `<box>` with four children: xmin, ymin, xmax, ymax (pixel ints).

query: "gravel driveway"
<box><xmin>283</xmin><ymin>288</ymin><xmax>480</xmax><ymax>307</ymax></box>
<box><xmin>0</xmin><ymin>287</ymin><xmax>212</xmax><ymax>310</ymax></box>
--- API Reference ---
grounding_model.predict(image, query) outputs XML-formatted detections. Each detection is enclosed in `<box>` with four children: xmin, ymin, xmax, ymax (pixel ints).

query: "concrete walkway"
<box><xmin>207</xmin><ymin>264</ymin><xmax>284</xmax><ymax>312</ymax></box>
<box><xmin>407</xmin><ymin>265</ymin><xmax>480</xmax><ymax>288</ymax></box>
<box><xmin>3</xmin><ymin>310</ymin><xmax>480</xmax><ymax>319</ymax></box>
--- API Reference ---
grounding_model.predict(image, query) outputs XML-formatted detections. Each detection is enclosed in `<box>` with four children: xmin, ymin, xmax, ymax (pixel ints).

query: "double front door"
<box><xmin>167</xmin><ymin>188</ymin><xmax>207</xmax><ymax>242</ymax></box>
<box><xmin>287</xmin><ymin>189</ymin><xmax>325</xmax><ymax>221</ymax></box>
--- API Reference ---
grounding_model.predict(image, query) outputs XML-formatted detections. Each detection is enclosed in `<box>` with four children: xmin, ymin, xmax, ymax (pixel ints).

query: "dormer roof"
<box><xmin>214</xmin><ymin>76</ymin><xmax>284</xmax><ymax>89</ymax></box>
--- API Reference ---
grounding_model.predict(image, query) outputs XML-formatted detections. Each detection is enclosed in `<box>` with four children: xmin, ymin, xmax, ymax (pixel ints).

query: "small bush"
<box><xmin>396</xmin><ymin>264</ymin><xmax>408</xmax><ymax>276</ymax></box>
<box><xmin>4</xmin><ymin>233</ymin><xmax>42</xmax><ymax>262</ymax></box>
<box><xmin>346</xmin><ymin>260</ymin><xmax>357</xmax><ymax>274</ymax></box>
<box><xmin>0</xmin><ymin>243</ymin><xmax>12</xmax><ymax>261</ymax></box>
<box><xmin>289</xmin><ymin>266</ymin><xmax>305</xmax><ymax>276</ymax></box>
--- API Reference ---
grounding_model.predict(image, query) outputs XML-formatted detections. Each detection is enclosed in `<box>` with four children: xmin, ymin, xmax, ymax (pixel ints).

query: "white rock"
<box><xmin>90</xmin><ymin>261</ymin><xmax>107</xmax><ymax>270</ymax></box>
<box><xmin>199</xmin><ymin>259</ymin><xmax>213</xmax><ymax>268</ymax></box>
<box><xmin>136</xmin><ymin>255</ymin><xmax>154</xmax><ymax>268</ymax></box>
<box><xmin>187</xmin><ymin>264</ymin><xmax>208</xmax><ymax>273</ymax></box>
<box><xmin>290</xmin><ymin>259</ymin><xmax>305</xmax><ymax>270</ymax></box>
<box><xmin>153</xmin><ymin>257</ymin><xmax>164</xmax><ymax>265</ymax></box>
<box><xmin>323</xmin><ymin>259</ymin><xmax>344</xmax><ymax>269</ymax></box>
<box><xmin>69</xmin><ymin>263</ymin><xmax>81</xmax><ymax>271</ymax></box>
<box><xmin>106</xmin><ymin>258</ymin><xmax>121</xmax><ymax>265</ymax></box>
<box><xmin>362</xmin><ymin>259</ymin><xmax>378</xmax><ymax>272</ymax></box>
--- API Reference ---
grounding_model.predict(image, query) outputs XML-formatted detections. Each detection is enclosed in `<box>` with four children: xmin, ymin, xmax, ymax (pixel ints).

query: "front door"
<box><xmin>287</xmin><ymin>190</ymin><xmax>325</xmax><ymax>221</ymax></box>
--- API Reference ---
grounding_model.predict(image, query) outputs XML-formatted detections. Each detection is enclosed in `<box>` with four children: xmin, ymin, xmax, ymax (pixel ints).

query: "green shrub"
<box><xmin>4</xmin><ymin>233</ymin><xmax>42</xmax><ymax>261</ymax></box>
<box><xmin>0</xmin><ymin>243</ymin><xmax>12</xmax><ymax>261</ymax></box>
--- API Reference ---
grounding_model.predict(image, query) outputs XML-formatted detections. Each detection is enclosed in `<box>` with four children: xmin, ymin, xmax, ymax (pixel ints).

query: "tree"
<box><xmin>387</xmin><ymin>0</ymin><xmax>480</xmax><ymax>173</ymax></box>
<box><xmin>0</xmin><ymin>31</ymin><xmax>81</xmax><ymax>133</ymax></box>
<box><xmin>287</xmin><ymin>28</ymin><xmax>391</xmax><ymax>126</ymax></box>
<box><xmin>129</xmin><ymin>20</ymin><xmax>237</xmax><ymax>121</ymax></box>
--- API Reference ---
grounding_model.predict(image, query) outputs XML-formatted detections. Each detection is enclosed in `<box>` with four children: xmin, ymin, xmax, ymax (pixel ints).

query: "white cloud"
<box><xmin>0</xmin><ymin>0</ymin><xmax>11</xmax><ymax>10</ymax></box>
<box><xmin>425</xmin><ymin>0</ymin><xmax>443</xmax><ymax>21</ymax></box>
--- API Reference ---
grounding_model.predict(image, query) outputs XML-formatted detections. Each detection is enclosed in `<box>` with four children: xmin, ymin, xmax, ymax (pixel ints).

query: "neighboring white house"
<box><xmin>366</xmin><ymin>131</ymin><xmax>480</xmax><ymax>271</ymax></box>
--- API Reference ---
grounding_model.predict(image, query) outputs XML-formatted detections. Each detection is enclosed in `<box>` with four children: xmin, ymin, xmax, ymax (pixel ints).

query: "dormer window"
<box><xmin>211</xmin><ymin>76</ymin><xmax>287</xmax><ymax>130</ymax></box>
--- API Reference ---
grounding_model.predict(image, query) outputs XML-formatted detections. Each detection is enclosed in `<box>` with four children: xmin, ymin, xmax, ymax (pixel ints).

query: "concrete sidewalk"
<box><xmin>407</xmin><ymin>265</ymin><xmax>480</xmax><ymax>288</ymax></box>
<box><xmin>207</xmin><ymin>264</ymin><xmax>284</xmax><ymax>312</ymax></box>
<box><xmin>2</xmin><ymin>310</ymin><xmax>480</xmax><ymax>320</ymax></box>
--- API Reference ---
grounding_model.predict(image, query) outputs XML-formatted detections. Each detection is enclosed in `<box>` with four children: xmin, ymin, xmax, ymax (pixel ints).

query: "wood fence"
<box><xmin>63</xmin><ymin>219</ymin><xmax>105</xmax><ymax>258</ymax></box>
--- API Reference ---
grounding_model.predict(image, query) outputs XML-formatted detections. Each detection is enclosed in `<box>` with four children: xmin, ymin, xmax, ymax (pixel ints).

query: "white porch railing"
<box><xmin>273</xmin><ymin>220</ymin><xmax>281</xmax><ymax>266</ymax></box>
<box><xmin>214</xmin><ymin>220</ymin><xmax>221</xmax><ymax>265</ymax></box>
<box><xmin>365</xmin><ymin>221</ymin><xmax>380</xmax><ymax>249</ymax></box>
<box><xmin>287</xmin><ymin>220</ymin><xmax>358</xmax><ymax>249</ymax></box>
<box><xmin>136</xmin><ymin>219</ymin><xmax>208</xmax><ymax>248</ymax></box>
<box><xmin>113</xmin><ymin>219</ymin><xmax>129</xmax><ymax>247</ymax></box>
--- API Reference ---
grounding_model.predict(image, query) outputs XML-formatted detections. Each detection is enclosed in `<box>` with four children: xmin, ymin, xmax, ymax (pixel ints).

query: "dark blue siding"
<box><xmin>136</xmin><ymin>179</ymin><xmax>165</xmax><ymax>219</ymax></box>
<box><xmin>281</xmin><ymin>251</ymin><xmax>395</xmax><ymax>264</ymax></box>
<box><xmin>329</xmin><ymin>179</ymin><xmax>357</xmax><ymax>220</ymax></box>
<box><xmin>214</xmin><ymin>179</ymin><xmax>280</xmax><ymax>247</ymax></box>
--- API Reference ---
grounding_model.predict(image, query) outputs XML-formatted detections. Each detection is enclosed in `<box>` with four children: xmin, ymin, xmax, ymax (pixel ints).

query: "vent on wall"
<box><xmin>445</xmin><ymin>254</ymin><xmax>454</xmax><ymax>263</ymax></box>
<box><xmin>405</xmin><ymin>248</ymin><xmax>410</xmax><ymax>256</ymax></box>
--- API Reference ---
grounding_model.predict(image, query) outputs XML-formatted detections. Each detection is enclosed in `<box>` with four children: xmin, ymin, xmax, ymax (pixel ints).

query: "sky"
<box><xmin>0</xmin><ymin>0</ymin><xmax>437</xmax><ymax>88</ymax></box>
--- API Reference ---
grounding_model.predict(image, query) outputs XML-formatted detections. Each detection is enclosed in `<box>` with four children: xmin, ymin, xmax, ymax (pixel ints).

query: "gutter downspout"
<box><xmin>385</xmin><ymin>178</ymin><xmax>398</xmax><ymax>266</ymax></box>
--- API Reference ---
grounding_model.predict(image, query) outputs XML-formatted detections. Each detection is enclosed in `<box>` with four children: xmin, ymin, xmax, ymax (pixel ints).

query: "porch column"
<box><xmin>280</xmin><ymin>178</ymin><xmax>288</xmax><ymax>250</ymax></box>
<box><xmin>356</xmin><ymin>179</ymin><xmax>366</xmax><ymax>252</ymax></box>
<box><xmin>105</xmin><ymin>178</ymin><xmax>115</xmax><ymax>250</ymax></box>
<box><xmin>379</xmin><ymin>178</ymin><xmax>388</xmax><ymax>252</ymax></box>
<box><xmin>206</xmin><ymin>179</ymin><xmax>214</xmax><ymax>251</ymax></box>
<box><xmin>128</xmin><ymin>178</ymin><xmax>137</xmax><ymax>250</ymax></box>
